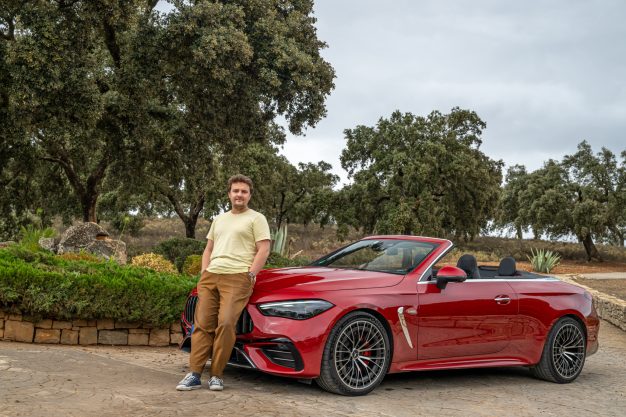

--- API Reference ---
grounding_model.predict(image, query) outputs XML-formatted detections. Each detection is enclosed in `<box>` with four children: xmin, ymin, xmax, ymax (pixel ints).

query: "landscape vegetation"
<box><xmin>1</xmin><ymin>1</ymin><xmax>625</xmax><ymax>321</ymax></box>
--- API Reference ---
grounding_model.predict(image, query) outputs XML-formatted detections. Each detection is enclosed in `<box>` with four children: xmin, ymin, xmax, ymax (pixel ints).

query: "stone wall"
<box><xmin>0</xmin><ymin>311</ymin><xmax>182</xmax><ymax>346</ymax></box>
<box><xmin>558</xmin><ymin>275</ymin><xmax>626</xmax><ymax>332</ymax></box>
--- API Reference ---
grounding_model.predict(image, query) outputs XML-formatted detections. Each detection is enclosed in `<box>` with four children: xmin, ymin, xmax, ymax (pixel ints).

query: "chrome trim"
<box><xmin>417</xmin><ymin>242</ymin><xmax>454</xmax><ymax>282</ymax></box>
<box><xmin>417</xmin><ymin>277</ymin><xmax>559</xmax><ymax>284</ymax></box>
<box><xmin>228</xmin><ymin>346</ymin><xmax>256</xmax><ymax>369</ymax></box>
<box><xmin>397</xmin><ymin>307</ymin><xmax>414</xmax><ymax>349</ymax></box>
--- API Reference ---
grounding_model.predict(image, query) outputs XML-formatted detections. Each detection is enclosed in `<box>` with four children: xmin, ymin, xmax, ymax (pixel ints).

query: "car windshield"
<box><xmin>310</xmin><ymin>239</ymin><xmax>438</xmax><ymax>275</ymax></box>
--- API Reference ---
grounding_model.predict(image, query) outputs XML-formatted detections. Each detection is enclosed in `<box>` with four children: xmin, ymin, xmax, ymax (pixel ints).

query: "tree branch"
<box><xmin>102</xmin><ymin>17</ymin><xmax>121</xmax><ymax>68</ymax></box>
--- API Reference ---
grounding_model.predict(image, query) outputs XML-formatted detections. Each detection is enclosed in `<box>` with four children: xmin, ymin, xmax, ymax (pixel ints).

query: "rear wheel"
<box><xmin>530</xmin><ymin>317</ymin><xmax>586</xmax><ymax>383</ymax></box>
<box><xmin>315</xmin><ymin>311</ymin><xmax>390</xmax><ymax>396</ymax></box>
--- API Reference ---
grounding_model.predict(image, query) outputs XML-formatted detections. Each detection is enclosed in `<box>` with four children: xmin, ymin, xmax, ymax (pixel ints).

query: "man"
<box><xmin>176</xmin><ymin>174</ymin><xmax>271</xmax><ymax>391</ymax></box>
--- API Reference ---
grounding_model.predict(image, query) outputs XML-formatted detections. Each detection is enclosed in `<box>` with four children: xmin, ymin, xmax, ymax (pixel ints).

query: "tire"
<box><xmin>315</xmin><ymin>311</ymin><xmax>391</xmax><ymax>396</ymax></box>
<box><xmin>530</xmin><ymin>317</ymin><xmax>587</xmax><ymax>383</ymax></box>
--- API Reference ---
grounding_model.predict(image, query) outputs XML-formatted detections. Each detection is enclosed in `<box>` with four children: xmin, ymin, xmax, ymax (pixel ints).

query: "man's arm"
<box><xmin>249</xmin><ymin>239</ymin><xmax>271</xmax><ymax>276</ymax></box>
<box><xmin>201</xmin><ymin>239</ymin><xmax>214</xmax><ymax>273</ymax></box>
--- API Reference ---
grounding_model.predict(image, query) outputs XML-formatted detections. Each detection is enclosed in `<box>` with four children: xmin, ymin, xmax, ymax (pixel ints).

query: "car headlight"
<box><xmin>257</xmin><ymin>300</ymin><xmax>334</xmax><ymax>320</ymax></box>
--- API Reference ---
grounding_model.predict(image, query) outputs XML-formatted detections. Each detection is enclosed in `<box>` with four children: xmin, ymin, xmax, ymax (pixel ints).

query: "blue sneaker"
<box><xmin>208</xmin><ymin>376</ymin><xmax>224</xmax><ymax>391</ymax></box>
<box><xmin>176</xmin><ymin>373</ymin><xmax>202</xmax><ymax>391</ymax></box>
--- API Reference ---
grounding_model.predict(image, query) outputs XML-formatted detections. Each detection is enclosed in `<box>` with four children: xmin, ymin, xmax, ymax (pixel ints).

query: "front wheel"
<box><xmin>315</xmin><ymin>311</ymin><xmax>391</xmax><ymax>396</ymax></box>
<box><xmin>530</xmin><ymin>317</ymin><xmax>587</xmax><ymax>383</ymax></box>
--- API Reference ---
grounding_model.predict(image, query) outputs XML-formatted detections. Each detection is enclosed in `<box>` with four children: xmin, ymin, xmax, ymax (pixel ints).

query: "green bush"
<box><xmin>110</xmin><ymin>214</ymin><xmax>145</xmax><ymax>237</ymax></box>
<box><xmin>265</xmin><ymin>252</ymin><xmax>309</xmax><ymax>269</ymax></box>
<box><xmin>528</xmin><ymin>248</ymin><xmax>561</xmax><ymax>273</ymax></box>
<box><xmin>0</xmin><ymin>246</ymin><xmax>196</xmax><ymax>326</ymax></box>
<box><xmin>154</xmin><ymin>238</ymin><xmax>206</xmax><ymax>272</ymax></box>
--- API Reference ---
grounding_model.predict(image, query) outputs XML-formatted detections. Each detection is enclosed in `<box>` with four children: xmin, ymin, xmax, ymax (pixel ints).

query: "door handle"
<box><xmin>494</xmin><ymin>295</ymin><xmax>511</xmax><ymax>305</ymax></box>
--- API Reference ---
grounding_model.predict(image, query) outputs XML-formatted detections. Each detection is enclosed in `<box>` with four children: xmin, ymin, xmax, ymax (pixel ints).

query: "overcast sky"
<box><xmin>279</xmin><ymin>0</ymin><xmax>626</xmax><ymax>184</ymax></box>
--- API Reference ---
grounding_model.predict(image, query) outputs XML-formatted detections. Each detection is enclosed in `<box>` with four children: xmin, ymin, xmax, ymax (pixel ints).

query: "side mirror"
<box><xmin>436</xmin><ymin>266</ymin><xmax>467</xmax><ymax>289</ymax></box>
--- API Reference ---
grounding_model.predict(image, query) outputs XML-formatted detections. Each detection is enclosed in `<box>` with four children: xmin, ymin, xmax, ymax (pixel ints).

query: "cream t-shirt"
<box><xmin>206</xmin><ymin>209</ymin><xmax>271</xmax><ymax>274</ymax></box>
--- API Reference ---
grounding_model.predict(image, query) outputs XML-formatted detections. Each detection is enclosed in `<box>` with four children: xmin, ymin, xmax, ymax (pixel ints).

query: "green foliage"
<box><xmin>153</xmin><ymin>238</ymin><xmax>206</xmax><ymax>272</ymax></box>
<box><xmin>527</xmin><ymin>248</ymin><xmax>561</xmax><ymax>273</ymax></box>
<box><xmin>336</xmin><ymin>108</ymin><xmax>503</xmax><ymax>239</ymax></box>
<box><xmin>110</xmin><ymin>214</ymin><xmax>145</xmax><ymax>237</ymax></box>
<box><xmin>18</xmin><ymin>225</ymin><xmax>55</xmax><ymax>252</ymax></box>
<box><xmin>504</xmin><ymin>141</ymin><xmax>626</xmax><ymax>260</ymax></box>
<box><xmin>182</xmin><ymin>254</ymin><xmax>203</xmax><ymax>276</ymax></box>
<box><xmin>265</xmin><ymin>252</ymin><xmax>309</xmax><ymax>269</ymax></box>
<box><xmin>130</xmin><ymin>253</ymin><xmax>178</xmax><ymax>274</ymax></box>
<box><xmin>0</xmin><ymin>247</ymin><xmax>196</xmax><ymax>326</ymax></box>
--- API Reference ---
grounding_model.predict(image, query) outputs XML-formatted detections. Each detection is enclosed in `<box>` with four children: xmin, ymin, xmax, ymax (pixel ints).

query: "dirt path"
<box><xmin>1</xmin><ymin>320</ymin><xmax>624</xmax><ymax>417</ymax></box>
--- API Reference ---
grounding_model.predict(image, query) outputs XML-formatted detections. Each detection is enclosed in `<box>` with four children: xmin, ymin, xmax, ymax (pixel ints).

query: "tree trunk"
<box><xmin>81</xmin><ymin>193</ymin><xmax>98</xmax><ymax>223</ymax></box>
<box><xmin>580</xmin><ymin>233</ymin><xmax>602</xmax><ymax>262</ymax></box>
<box><xmin>184</xmin><ymin>216</ymin><xmax>198</xmax><ymax>239</ymax></box>
<box><xmin>516</xmin><ymin>225</ymin><xmax>523</xmax><ymax>240</ymax></box>
<box><xmin>163</xmin><ymin>190</ymin><xmax>204</xmax><ymax>239</ymax></box>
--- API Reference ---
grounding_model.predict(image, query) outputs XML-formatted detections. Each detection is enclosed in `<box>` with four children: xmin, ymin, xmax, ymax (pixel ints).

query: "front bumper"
<box><xmin>180</xmin><ymin>299</ymin><xmax>334</xmax><ymax>379</ymax></box>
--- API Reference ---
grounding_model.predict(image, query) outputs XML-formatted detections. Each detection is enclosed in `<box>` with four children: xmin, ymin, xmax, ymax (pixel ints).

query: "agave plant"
<box><xmin>271</xmin><ymin>224</ymin><xmax>289</xmax><ymax>257</ymax></box>
<box><xmin>527</xmin><ymin>248</ymin><xmax>561</xmax><ymax>273</ymax></box>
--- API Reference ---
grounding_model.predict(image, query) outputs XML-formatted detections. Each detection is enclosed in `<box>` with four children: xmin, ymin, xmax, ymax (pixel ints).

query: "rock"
<box><xmin>60</xmin><ymin>329</ymin><xmax>79</xmax><ymax>345</ymax></box>
<box><xmin>98</xmin><ymin>330</ymin><xmax>128</xmax><ymax>345</ymax></box>
<box><xmin>38</xmin><ymin>237</ymin><xmax>58</xmax><ymax>253</ymax></box>
<box><xmin>0</xmin><ymin>241</ymin><xmax>16</xmax><ymax>248</ymax></box>
<box><xmin>85</xmin><ymin>239</ymin><xmax>127</xmax><ymax>264</ymax></box>
<box><xmin>79</xmin><ymin>327</ymin><xmax>98</xmax><ymax>345</ymax></box>
<box><xmin>128</xmin><ymin>333</ymin><xmax>149</xmax><ymax>346</ymax></box>
<box><xmin>4</xmin><ymin>321</ymin><xmax>34</xmax><ymax>342</ymax></box>
<box><xmin>57</xmin><ymin>222</ymin><xmax>127</xmax><ymax>264</ymax></box>
<box><xmin>149</xmin><ymin>329</ymin><xmax>170</xmax><ymax>346</ymax></box>
<box><xmin>34</xmin><ymin>329</ymin><xmax>61</xmax><ymax>344</ymax></box>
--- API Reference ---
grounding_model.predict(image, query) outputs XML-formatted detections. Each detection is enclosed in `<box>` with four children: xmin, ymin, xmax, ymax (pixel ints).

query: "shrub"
<box><xmin>183</xmin><ymin>254</ymin><xmax>202</xmax><ymax>276</ymax></box>
<box><xmin>131</xmin><ymin>253</ymin><xmax>178</xmax><ymax>274</ymax></box>
<box><xmin>528</xmin><ymin>248</ymin><xmax>561</xmax><ymax>273</ymax></box>
<box><xmin>110</xmin><ymin>214</ymin><xmax>145</xmax><ymax>237</ymax></box>
<box><xmin>57</xmin><ymin>252</ymin><xmax>103</xmax><ymax>263</ymax></box>
<box><xmin>154</xmin><ymin>238</ymin><xmax>206</xmax><ymax>272</ymax></box>
<box><xmin>18</xmin><ymin>225</ymin><xmax>55</xmax><ymax>252</ymax></box>
<box><xmin>0</xmin><ymin>247</ymin><xmax>196</xmax><ymax>326</ymax></box>
<box><xmin>265</xmin><ymin>252</ymin><xmax>309</xmax><ymax>269</ymax></box>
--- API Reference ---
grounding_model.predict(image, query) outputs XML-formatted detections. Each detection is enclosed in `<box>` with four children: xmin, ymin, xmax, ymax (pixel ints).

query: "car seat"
<box><xmin>456</xmin><ymin>254</ymin><xmax>481</xmax><ymax>279</ymax></box>
<box><xmin>497</xmin><ymin>257</ymin><xmax>517</xmax><ymax>276</ymax></box>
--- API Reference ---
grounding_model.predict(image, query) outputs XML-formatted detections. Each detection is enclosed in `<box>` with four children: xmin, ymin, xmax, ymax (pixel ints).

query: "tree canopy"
<box><xmin>0</xmin><ymin>0</ymin><xmax>334</xmax><ymax>237</ymax></box>
<box><xmin>336</xmin><ymin>108</ymin><xmax>503</xmax><ymax>239</ymax></box>
<box><xmin>499</xmin><ymin>141</ymin><xmax>626</xmax><ymax>260</ymax></box>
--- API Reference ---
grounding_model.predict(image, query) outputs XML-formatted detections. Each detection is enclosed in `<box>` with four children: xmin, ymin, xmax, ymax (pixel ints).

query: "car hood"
<box><xmin>253</xmin><ymin>266</ymin><xmax>404</xmax><ymax>295</ymax></box>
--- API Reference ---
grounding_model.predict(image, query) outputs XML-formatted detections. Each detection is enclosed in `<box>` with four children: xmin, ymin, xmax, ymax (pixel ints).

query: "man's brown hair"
<box><xmin>227</xmin><ymin>174</ymin><xmax>253</xmax><ymax>193</ymax></box>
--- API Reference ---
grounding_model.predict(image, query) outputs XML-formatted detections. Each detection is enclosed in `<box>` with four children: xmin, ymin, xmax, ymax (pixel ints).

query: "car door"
<box><xmin>416</xmin><ymin>277</ymin><xmax>518</xmax><ymax>360</ymax></box>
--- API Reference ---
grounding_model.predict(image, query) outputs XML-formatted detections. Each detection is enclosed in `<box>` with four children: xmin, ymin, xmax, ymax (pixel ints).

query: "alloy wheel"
<box><xmin>551</xmin><ymin>323</ymin><xmax>585</xmax><ymax>379</ymax></box>
<box><xmin>333</xmin><ymin>319</ymin><xmax>388</xmax><ymax>390</ymax></box>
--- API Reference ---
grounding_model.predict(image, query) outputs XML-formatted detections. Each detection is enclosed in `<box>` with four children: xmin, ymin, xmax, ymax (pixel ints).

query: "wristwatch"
<box><xmin>248</xmin><ymin>271</ymin><xmax>256</xmax><ymax>281</ymax></box>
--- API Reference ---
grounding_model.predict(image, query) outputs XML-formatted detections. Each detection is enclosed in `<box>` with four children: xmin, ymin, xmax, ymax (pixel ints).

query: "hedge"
<box><xmin>0</xmin><ymin>246</ymin><xmax>196</xmax><ymax>326</ymax></box>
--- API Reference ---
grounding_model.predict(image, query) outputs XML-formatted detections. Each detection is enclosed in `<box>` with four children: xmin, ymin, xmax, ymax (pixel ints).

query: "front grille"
<box><xmin>183</xmin><ymin>294</ymin><xmax>253</xmax><ymax>335</ymax></box>
<box><xmin>184</xmin><ymin>295</ymin><xmax>198</xmax><ymax>324</ymax></box>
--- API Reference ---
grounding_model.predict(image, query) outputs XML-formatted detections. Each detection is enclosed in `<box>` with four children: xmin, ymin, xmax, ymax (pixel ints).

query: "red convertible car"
<box><xmin>180</xmin><ymin>236</ymin><xmax>599</xmax><ymax>395</ymax></box>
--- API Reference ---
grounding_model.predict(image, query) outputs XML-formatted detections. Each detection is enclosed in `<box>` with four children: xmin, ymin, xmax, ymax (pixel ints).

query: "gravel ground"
<box><xmin>1</xmin><ymin>320</ymin><xmax>625</xmax><ymax>417</ymax></box>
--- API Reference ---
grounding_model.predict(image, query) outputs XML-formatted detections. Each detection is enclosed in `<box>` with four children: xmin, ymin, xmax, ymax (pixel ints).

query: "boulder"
<box><xmin>38</xmin><ymin>237</ymin><xmax>59</xmax><ymax>253</ymax></box>
<box><xmin>0</xmin><ymin>241</ymin><xmax>16</xmax><ymax>248</ymax></box>
<box><xmin>57</xmin><ymin>222</ymin><xmax>127</xmax><ymax>264</ymax></box>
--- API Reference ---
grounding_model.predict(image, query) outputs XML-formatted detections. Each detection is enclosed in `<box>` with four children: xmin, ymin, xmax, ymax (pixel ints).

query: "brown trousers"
<box><xmin>190</xmin><ymin>271</ymin><xmax>253</xmax><ymax>377</ymax></box>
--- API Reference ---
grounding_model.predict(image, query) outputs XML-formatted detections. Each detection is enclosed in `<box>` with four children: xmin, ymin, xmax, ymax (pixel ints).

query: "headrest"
<box><xmin>497</xmin><ymin>257</ymin><xmax>517</xmax><ymax>276</ymax></box>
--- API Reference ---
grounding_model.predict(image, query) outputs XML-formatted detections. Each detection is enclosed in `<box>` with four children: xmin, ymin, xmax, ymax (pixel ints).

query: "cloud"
<box><xmin>281</xmin><ymin>0</ymin><xmax>626</xmax><ymax>177</ymax></box>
